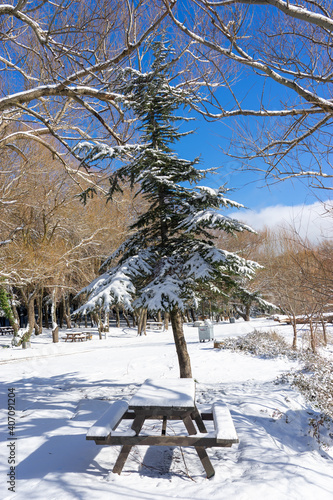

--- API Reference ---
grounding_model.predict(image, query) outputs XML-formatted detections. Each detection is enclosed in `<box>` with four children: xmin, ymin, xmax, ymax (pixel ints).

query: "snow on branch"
<box><xmin>181</xmin><ymin>210</ymin><xmax>255</xmax><ymax>233</ymax></box>
<box><xmin>135</xmin><ymin>274</ymin><xmax>185</xmax><ymax>312</ymax></box>
<box><xmin>165</xmin><ymin>1</ymin><xmax>333</xmax><ymax>113</ymax></box>
<box><xmin>0</xmin><ymin>4</ymin><xmax>54</xmax><ymax>44</ymax></box>
<box><xmin>75</xmin><ymin>250</ymin><xmax>153</xmax><ymax>314</ymax></box>
<box><xmin>0</xmin><ymin>85</ymin><xmax>123</xmax><ymax>113</ymax></box>
<box><xmin>74</xmin><ymin>268</ymin><xmax>135</xmax><ymax>314</ymax></box>
<box><xmin>201</xmin><ymin>244</ymin><xmax>261</xmax><ymax>275</ymax></box>
<box><xmin>73</xmin><ymin>141</ymin><xmax>140</xmax><ymax>163</ymax></box>
<box><xmin>207</xmin><ymin>0</ymin><xmax>333</xmax><ymax>32</ymax></box>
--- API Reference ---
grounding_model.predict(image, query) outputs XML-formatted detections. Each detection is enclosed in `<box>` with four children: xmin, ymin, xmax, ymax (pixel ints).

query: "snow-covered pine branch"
<box><xmin>74</xmin><ymin>250</ymin><xmax>153</xmax><ymax>315</ymax></box>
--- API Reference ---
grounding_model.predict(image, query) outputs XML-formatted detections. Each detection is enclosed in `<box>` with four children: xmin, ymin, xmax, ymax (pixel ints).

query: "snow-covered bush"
<box><xmin>215</xmin><ymin>330</ymin><xmax>298</xmax><ymax>359</ymax></box>
<box><xmin>285</xmin><ymin>354</ymin><xmax>333</xmax><ymax>420</ymax></box>
<box><xmin>217</xmin><ymin>330</ymin><xmax>333</xmax><ymax>441</ymax></box>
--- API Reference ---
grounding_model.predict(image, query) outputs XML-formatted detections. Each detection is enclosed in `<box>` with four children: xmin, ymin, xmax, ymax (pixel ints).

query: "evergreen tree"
<box><xmin>76</xmin><ymin>41</ymin><xmax>260</xmax><ymax>377</ymax></box>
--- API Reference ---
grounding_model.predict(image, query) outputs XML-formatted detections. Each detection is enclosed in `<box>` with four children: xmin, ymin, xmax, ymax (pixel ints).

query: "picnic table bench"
<box><xmin>63</xmin><ymin>332</ymin><xmax>93</xmax><ymax>342</ymax></box>
<box><xmin>0</xmin><ymin>326</ymin><xmax>14</xmax><ymax>335</ymax></box>
<box><xmin>86</xmin><ymin>378</ymin><xmax>239</xmax><ymax>478</ymax></box>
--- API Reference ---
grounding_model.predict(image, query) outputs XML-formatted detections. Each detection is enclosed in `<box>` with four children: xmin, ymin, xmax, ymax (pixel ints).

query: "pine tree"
<box><xmin>76</xmin><ymin>41</ymin><xmax>260</xmax><ymax>377</ymax></box>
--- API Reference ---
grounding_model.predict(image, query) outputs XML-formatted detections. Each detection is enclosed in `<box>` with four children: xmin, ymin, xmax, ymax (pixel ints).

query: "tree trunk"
<box><xmin>137</xmin><ymin>308</ymin><xmax>147</xmax><ymax>336</ymax></box>
<box><xmin>97</xmin><ymin>309</ymin><xmax>103</xmax><ymax>339</ymax></box>
<box><xmin>164</xmin><ymin>312</ymin><xmax>169</xmax><ymax>330</ymax></box>
<box><xmin>235</xmin><ymin>306</ymin><xmax>248</xmax><ymax>321</ymax></box>
<box><xmin>320</xmin><ymin>315</ymin><xmax>327</xmax><ymax>346</ymax></box>
<box><xmin>62</xmin><ymin>295</ymin><xmax>72</xmax><ymax>329</ymax></box>
<box><xmin>244</xmin><ymin>304</ymin><xmax>251</xmax><ymax>321</ymax></box>
<box><xmin>51</xmin><ymin>289</ymin><xmax>59</xmax><ymax>343</ymax></box>
<box><xmin>170</xmin><ymin>308</ymin><xmax>192</xmax><ymax>378</ymax></box>
<box><xmin>123</xmin><ymin>309</ymin><xmax>131</xmax><ymax>327</ymax></box>
<box><xmin>25</xmin><ymin>296</ymin><xmax>35</xmax><ymax>341</ymax></box>
<box><xmin>291</xmin><ymin>312</ymin><xmax>297</xmax><ymax>349</ymax></box>
<box><xmin>189</xmin><ymin>308</ymin><xmax>196</xmax><ymax>322</ymax></box>
<box><xmin>142</xmin><ymin>309</ymin><xmax>147</xmax><ymax>335</ymax></box>
<box><xmin>115</xmin><ymin>306</ymin><xmax>120</xmax><ymax>328</ymax></box>
<box><xmin>309</xmin><ymin>318</ymin><xmax>316</xmax><ymax>354</ymax></box>
<box><xmin>18</xmin><ymin>288</ymin><xmax>36</xmax><ymax>343</ymax></box>
<box><xmin>201</xmin><ymin>301</ymin><xmax>205</xmax><ymax>319</ymax></box>
<box><xmin>59</xmin><ymin>298</ymin><xmax>63</xmax><ymax>328</ymax></box>
<box><xmin>34</xmin><ymin>292</ymin><xmax>43</xmax><ymax>335</ymax></box>
<box><xmin>44</xmin><ymin>303</ymin><xmax>50</xmax><ymax>329</ymax></box>
<box><xmin>103</xmin><ymin>310</ymin><xmax>110</xmax><ymax>332</ymax></box>
<box><xmin>91</xmin><ymin>312</ymin><xmax>98</xmax><ymax>330</ymax></box>
<box><xmin>11</xmin><ymin>299</ymin><xmax>20</xmax><ymax>335</ymax></box>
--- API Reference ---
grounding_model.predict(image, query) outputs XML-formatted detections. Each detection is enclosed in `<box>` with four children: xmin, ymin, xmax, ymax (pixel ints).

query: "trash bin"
<box><xmin>229</xmin><ymin>317</ymin><xmax>236</xmax><ymax>324</ymax></box>
<box><xmin>198</xmin><ymin>321</ymin><xmax>214</xmax><ymax>342</ymax></box>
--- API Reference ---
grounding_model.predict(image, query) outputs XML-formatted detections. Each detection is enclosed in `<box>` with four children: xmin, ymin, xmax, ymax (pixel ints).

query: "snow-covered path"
<box><xmin>0</xmin><ymin>319</ymin><xmax>332</xmax><ymax>499</ymax></box>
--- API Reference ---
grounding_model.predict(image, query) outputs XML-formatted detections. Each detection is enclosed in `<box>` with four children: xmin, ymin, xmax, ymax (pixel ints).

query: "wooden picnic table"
<box><xmin>86</xmin><ymin>378</ymin><xmax>239</xmax><ymax>478</ymax></box>
<box><xmin>146</xmin><ymin>321</ymin><xmax>163</xmax><ymax>330</ymax></box>
<box><xmin>63</xmin><ymin>331</ymin><xmax>92</xmax><ymax>342</ymax></box>
<box><xmin>0</xmin><ymin>326</ymin><xmax>14</xmax><ymax>335</ymax></box>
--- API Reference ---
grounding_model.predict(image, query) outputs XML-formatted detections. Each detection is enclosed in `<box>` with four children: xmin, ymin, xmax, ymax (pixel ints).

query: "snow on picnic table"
<box><xmin>129</xmin><ymin>378</ymin><xmax>195</xmax><ymax>408</ymax></box>
<box><xmin>0</xmin><ymin>318</ymin><xmax>332</xmax><ymax>500</ymax></box>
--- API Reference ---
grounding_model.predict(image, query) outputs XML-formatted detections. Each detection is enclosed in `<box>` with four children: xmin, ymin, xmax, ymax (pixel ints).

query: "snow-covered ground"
<box><xmin>0</xmin><ymin>318</ymin><xmax>332</xmax><ymax>500</ymax></box>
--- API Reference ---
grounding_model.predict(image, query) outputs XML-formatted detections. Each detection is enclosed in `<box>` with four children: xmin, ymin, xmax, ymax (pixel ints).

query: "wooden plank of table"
<box><xmin>213</xmin><ymin>403</ymin><xmax>239</xmax><ymax>444</ymax></box>
<box><xmin>102</xmin><ymin>434</ymin><xmax>233</xmax><ymax>447</ymax></box>
<box><xmin>129</xmin><ymin>378</ymin><xmax>195</xmax><ymax>411</ymax></box>
<box><xmin>86</xmin><ymin>400</ymin><xmax>129</xmax><ymax>441</ymax></box>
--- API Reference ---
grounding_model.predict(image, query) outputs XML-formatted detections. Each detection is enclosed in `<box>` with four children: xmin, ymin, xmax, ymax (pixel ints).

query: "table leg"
<box><xmin>161</xmin><ymin>416</ymin><xmax>167</xmax><ymax>436</ymax></box>
<box><xmin>112</xmin><ymin>414</ymin><xmax>146</xmax><ymax>475</ymax></box>
<box><xmin>195</xmin><ymin>447</ymin><xmax>215</xmax><ymax>478</ymax></box>
<box><xmin>112</xmin><ymin>445</ymin><xmax>132</xmax><ymax>474</ymax></box>
<box><xmin>182</xmin><ymin>414</ymin><xmax>197</xmax><ymax>435</ymax></box>
<box><xmin>191</xmin><ymin>407</ymin><xmax>207</xmax><ymax>433</ymax></box>
<box><xmin>183</xmin><ymin>412</ymin><xmax>215</xmax><ymax>478</ymax></box>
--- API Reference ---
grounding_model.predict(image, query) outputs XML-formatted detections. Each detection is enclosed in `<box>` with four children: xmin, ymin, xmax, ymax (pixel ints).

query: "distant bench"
<box><xmin>86</xmin><ymin>379</ymin><xmax>239</xmax><ymax>478</ymax></box>
<box><xmin>62</xmin><ymin>332</ymin><xmax>93</xmax><ymax>342</ymax></box>
<box><xmin>0</xmin><ymin>326</ymin><xmax>14</xmax><ymax>335</ymax></box>
<box><xmin>146</xmin><ymin>322</ymin><xmax>163</xmax><ymax>330</ymax></box>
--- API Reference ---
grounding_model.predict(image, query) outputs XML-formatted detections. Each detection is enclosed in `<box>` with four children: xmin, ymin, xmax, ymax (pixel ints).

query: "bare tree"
<box><xmin>0</xmin><ymin>139</ymin><xmax>140</xmax><ymax>343</ymax></box>
<box><xmin>164</xmin><ymin>0</ymin><xmax>333</xmax><ymax>191</ymax></box>
<box><xmin>0</xmin><ymin>0</ymin><xmax>172</xmax><ymax>183</ymax></box>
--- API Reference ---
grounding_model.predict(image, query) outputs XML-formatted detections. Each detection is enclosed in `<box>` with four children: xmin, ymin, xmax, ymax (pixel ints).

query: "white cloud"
<box><xmin>231</xmin><ymin>200</ymin><xmax>332</xmax><ymax>242</ymax></box>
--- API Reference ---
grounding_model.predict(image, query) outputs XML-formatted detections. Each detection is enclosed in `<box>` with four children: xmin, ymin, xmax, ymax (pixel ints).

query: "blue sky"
<box><xmin>176</xmin><ymin>115</ymin><xmax>315</xmax><ymax>209</ymax></box>
<box><xmin>169</xmin><ymin>65</ymin><xmax>331</xmax><ymax>242</ymax></box>
<box><xmin>174</xmin><ymin>111</ymin><xmax>331</xmax><ymax>242</ymax></box>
